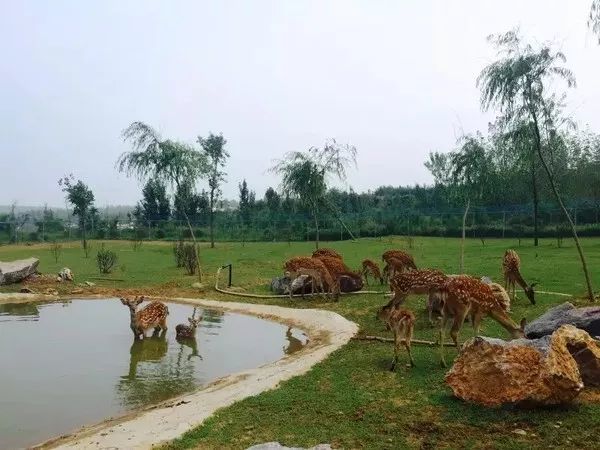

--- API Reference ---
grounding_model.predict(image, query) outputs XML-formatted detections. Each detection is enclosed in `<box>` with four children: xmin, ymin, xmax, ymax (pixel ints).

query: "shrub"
<box><xmin>155</xmin><ymin>228</ymin><xmax>166</xmax><ymax>239</ymax></box>
<box><xmin>173</xmin><ymin>239</ymin><xmax>185</xmax><ymax>268</ymax></box>
<box><xmin>97</xmin><ymin>244</ymin><xmax>118</xmax><ymax>274</ymax></box>
<box><xmin>182</xmin><ymin>243</ymin><xmax>198</xmax><ymax>275</ymax></box>
<box><xmin>50</xmin><ymin>241</ymin><xmax>63</xmax><ymax>263</ymax></box>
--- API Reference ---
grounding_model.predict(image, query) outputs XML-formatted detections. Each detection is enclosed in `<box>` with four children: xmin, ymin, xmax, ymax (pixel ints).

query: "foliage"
<box><xmin>238</xmin><ymin>179</ymin><xmax>255</xmax><ymax>227</ymax></box>
<box><xmin>590</xmin><ymin>0</ymin><xmax>600</xmax><ymax>44</ymax></box>
<box><xmin>49</xmin><ymin>241</ymin><xmax>62</xmax><ymax>263</ymax></box>
<box><xmin>133</xmin><ymin>179</ymin><xmax>170</xmax><ymax>224</ymax></box>
<box><xmin>181</xmin><ymin>243</ymin><xmax>198</xmax><ymax>275</ymax></box>
<box><xmin>173</xmin><ymin>239</ymin><xmax>185</xmax><ymax>268</ymax></box>
<box><xmin>58</xmin><ymin>174</ymin><xmax>95</xmax><ymax>251</ymax></box>
<box><xmin>96</xmin><ymin>243</ymin><xmax>118</xmax><ymax>273</ymax></box>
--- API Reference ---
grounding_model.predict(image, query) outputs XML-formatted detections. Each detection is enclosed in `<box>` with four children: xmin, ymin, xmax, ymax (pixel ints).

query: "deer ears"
<box><xmin>120</xmin><ymin>298</ymin><xmax>128</xmax><ymax>305</ymax></box>
<box><xmin>134</xmin><ymin>296</ymin><xmax>145</xmax><ymax>305</ymax></box>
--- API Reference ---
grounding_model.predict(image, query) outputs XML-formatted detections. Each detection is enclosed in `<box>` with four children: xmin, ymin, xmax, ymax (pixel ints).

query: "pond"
<box><xmin>0</xmin><ymin>298</ymin><xmax>308</xmax><ymax>450</ymax></box>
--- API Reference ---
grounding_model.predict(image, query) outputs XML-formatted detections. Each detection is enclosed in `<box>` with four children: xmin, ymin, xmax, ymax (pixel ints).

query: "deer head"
<box><xmin>524</xmin><ymin>283</ymin><xmax>536</xmax><ymax>305</ymax></box>
<box><xmin>120</xmin><ymin>296</ymin><xmax>145</xmax><ymax>310</ymax></box>
<box><xmin>188</xmin><ymin>316</ymin><xmax>202</xmax><ymax>329</ymax></box>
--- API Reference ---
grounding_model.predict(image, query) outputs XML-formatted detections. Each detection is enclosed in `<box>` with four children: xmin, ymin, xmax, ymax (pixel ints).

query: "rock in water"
<box><xmin>445</xmin><ymin>325</ymin><xmax>600</xmax><ymax>407</ymax></box>
<box><xmin>0</xmin><ymin>258</ymin><xmax>39</xmax><ymax>285</ymax></box>
<box><xmin>525</xmin><ymin>302</ymin><xmax>600</xmax><ymax>339</ymax></box>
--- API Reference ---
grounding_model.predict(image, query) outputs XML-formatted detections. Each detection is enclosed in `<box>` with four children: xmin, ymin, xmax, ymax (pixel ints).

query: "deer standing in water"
<box><xmin>502</xmin><ymin>249</ymin><xmax>536</xmax><ymax>304</ymax></box>
<box><xmin>120</xmin><ymin>296</ymin><xmax>169</xmax><ymax>340</ymax></box>
<box><xmin>377</xmin><ymin>303</ymin><xmax>416</xmax><ymax>369</ymax></box>
<box><xmin>361</xmin><ymin>259</ymin><xmax>383</xmax><ymax>285</ymax></box>
<box><xmin>432</xmin><ymin>275</ymin><xmax>525</xmax><ymax>367</ymax></box>
<box><xmin>175</xmin><ymin>308</ymin><xmax>203</xmax><ymax>339</ymax></box>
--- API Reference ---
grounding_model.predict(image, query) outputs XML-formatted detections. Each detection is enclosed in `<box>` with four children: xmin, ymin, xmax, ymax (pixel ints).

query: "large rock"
<box><xmin>246</xmin><ymin>443</ymin><xmax>331</xmax><ymax>450</ymax></box>
<box><xmin>339</xmin><ymin>275</ymin><xmax>363</xmax><ymax>293</ymax></box>
<box><xmin>525</xmin><ymin>302</ymin><xmax>600</xmax><ymax>339</ymax></box>
<box><xmin>271</xmin><ymin>275</ymin><xmax>318</xmax><ymax>296</ymax></box>
<box><xmin>445</xmin><ymin>325</ymin><xmax>600</xmax><ymax>407</ymax></box>
<box><xmin>0</xmin><ymin>258</ymin><xmax>39</xmax><ymax>285</ymax></box>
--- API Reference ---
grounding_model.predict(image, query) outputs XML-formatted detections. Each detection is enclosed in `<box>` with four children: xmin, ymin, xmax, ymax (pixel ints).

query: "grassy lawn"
<box><xmin>2</xmin><ymin>237</ymin><xmax>600</xmax><ymax>449</ymax></box>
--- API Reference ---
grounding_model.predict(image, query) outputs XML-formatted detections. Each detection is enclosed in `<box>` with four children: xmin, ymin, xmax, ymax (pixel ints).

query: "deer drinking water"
<box><xmin>120</xmin><ymin>296</ymin><xmax>169</xmax><ymax>340</ymax></box>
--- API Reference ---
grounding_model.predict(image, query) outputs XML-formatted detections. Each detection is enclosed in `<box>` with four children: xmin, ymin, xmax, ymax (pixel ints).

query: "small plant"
<box><xmin>50</xmin><ymin>241</ymin><xmax>63</xmax><ymax>263</ymax></box>
<box><xmin>182</xmin><ymin>243</ymin><xmax>198</xmax><ymax>275</ymax></box>
<box><xmin>173</xmin><ymin>239</ymin><xmax>185</xmax><ymax>268</ymax></box>
<box><xmin>97</xmin><ymin>243</ymin><xmax>118</xmax><ymax>274</ymax></box>
<box><xmin>131</xmin><ymin>238</ymin><xmax>143</xmax><ymax>251</ymax></box>
<box><xmin>84</xmin><ymin>242</ymin><xmax>93</xmax><ymax>258</ymax></box>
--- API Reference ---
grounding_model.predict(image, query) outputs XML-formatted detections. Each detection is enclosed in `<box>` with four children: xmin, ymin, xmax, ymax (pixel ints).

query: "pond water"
<box><xmin>0</xmin><ymin>298</ymin><xmax>308</xmax><ymax>450</ymax></box>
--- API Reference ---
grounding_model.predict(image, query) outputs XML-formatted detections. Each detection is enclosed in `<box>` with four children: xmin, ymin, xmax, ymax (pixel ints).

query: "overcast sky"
<box><xmin>1</xmin><ymin>1</ymin><xmax>599</xmax><ymax>208</ymax></box>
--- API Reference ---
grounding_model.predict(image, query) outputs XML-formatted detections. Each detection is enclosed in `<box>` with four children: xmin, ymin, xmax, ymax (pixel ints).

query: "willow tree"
<box><xmin>116</xmin><ymin>122</ymin><xmax>208</xmax><ymax>280</ymax></box>
<box><xmin>478</xmin><ymin>29</ymin><xmax>594</xmax><ymax>301</ymax></box>
<box><xmin>270</xmin><ymin>140</ymin><xmax>357</xmax><ymax>249</ymax></box>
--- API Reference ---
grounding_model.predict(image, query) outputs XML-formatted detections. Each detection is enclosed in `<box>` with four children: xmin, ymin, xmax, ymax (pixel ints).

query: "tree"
<box><xmin>198</xmin><ymin>133</ymin><xmax>229</xmax><ymax>248</ymax></box>
<box><xmin>138</xmin><ymin>179</ymin><xmax>170</xmax><ymax>224</ymax></box>
<box><xmin>590</xmin><ymin>0</ymin><xmax>600</xmax><ymax>44</ymax></box>
<box><xmin>270</xmin><ymin>140</ymin><xmax>357</xmax><ymax>249</ymax></box>
<box><xmin>238</xmin><ymin>179</ymin><xmax>253</xmax><ymax>228</ymax></box>
<box><xmin>478</xmin><ymin>29</ymin><xmax>594</xmax><ymax>301</ymax></box>
<box><xmin>58</xmin><ymin>175</ymin><xmax>95</xmax><ymax>252</ymax></box>
<box><xmin>117</xmin><ymin>121</ymin><xmax>208</xmax><ymax>279</ymax></box>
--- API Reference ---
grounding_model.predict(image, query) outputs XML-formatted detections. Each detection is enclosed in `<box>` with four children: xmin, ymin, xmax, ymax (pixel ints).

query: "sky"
<box><xmin>1</xmin><ymin>1</ymin><xmax>599</xmax><ymax>208</ymax></box>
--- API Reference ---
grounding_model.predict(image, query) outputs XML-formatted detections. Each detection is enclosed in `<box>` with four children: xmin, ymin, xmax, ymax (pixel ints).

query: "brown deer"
<box><xmin>382</xmin><ymin>250</ymin><xmax>417</xmax><ymax>282</ymax></box>
<box><xmin>502</xmin><ymin>249</ymin><xmax>536</xmax><ymax>304</ymax></box>
<box><xmin>285</xmin><ymin>267</ymin><xmax>325</xmax><ymax>298</ymax></box>
<box><xmin>120</xmin><ymin>296</ymin><xmax>169</xmax><ymax>340</ymax></box>
<box><xmin>175</xmin><ymin>311</ymin><xmax>203</xmax><ymax>339</ymax></box>
<box><xmin>433</xmin><ymin>275</ymin><xmax>525</xmax><ymax>367</ymax></box>
<box><xmin>312</xmin><ymin>248</ymin><xmax>343</xmax><ymax>260</ymax></box>
<box><xmin>388</xmin><ymin>269</ymin><xmax>448</xmax><ymax>306</ymax></box>
<box><xmin>361</xmin><ymin>259</ymin><xmax>383</xmax><ymax>285</ymax></box>
<box><xmin>376</xmin><ymin>303</ymin><xmax>416</xmax><ymax>369</ymax></box>
<box><xmin>284</xmin><ymin>257</ymin><xmax>335</xmax><ymax>299</ymax></box>
<box><xmin>313</xmin><ymin>255</ymin><xmax>363</xmax><ymax>300</ymax></box>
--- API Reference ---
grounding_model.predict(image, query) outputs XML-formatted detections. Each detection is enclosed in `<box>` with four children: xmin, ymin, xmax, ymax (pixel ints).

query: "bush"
<box><xmin>97</xmin><ymin>244</ymin><xmax>118</xmax><ymax>274</ymax></box>
<box><xmin>50</xmin><ymin>241</ymin><xmax>63</xmax><ymax>263</ymax></box>
<box><xmin>173</xmin><ymin>239</ymin><xmax>185</xmax><ymax>267</ymax></box>
<box><xmin>182</xmin><ymin>243</ymin><xmax>198</xmax><ymax>275</ymax></box>
<box><xmin>155</xmin><ymin>228</ymin><xmax>166</xmax><ymax>239</ymax></box>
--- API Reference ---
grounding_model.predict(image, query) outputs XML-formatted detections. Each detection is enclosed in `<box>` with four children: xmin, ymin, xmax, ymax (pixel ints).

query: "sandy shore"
<box><xmin>0</xmin><ymin>295</ymin><xmax>357</xmax><ymax>449</ymax></box>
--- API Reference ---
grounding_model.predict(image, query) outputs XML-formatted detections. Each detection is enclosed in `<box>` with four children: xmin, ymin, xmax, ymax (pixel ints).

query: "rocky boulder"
<box><xmin>0</xmin><ymin>258</ymin><xmax>39</xmax><ymax>285</ymax></box>
<box><xmin>445</xmin><ymin>325</ymin><xmax>600</xmax><ymax>407</ymax></box>
<box><xmin>339</xmin><ymin>275</ymin><xmax>363</xmax><ymax>293</ymax></box>
<box><xmin>525</xmin><ymin>302</ymin><xmax>600</xmax><ymax>339</ymax></box>
<box><xmin>270</xmin><ymin>276</ymin><xmax>314</xmax><ymax>296</ymax></box>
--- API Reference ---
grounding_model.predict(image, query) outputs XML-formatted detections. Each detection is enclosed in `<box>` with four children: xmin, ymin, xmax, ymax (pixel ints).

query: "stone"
<box><xmin>339</xmin><ymin>275</ymin><xmax>363</xmax><ymax>293</ymax></box>
<box><xmin>445</xmin><ymin>325</ymin><xmax>600</xmax><ymax>407</ymax></box>
<box><xmin>71</xmin><ymin>288</ymin><xmax>84</xmax><ymax>294</ymax></box>
<box><xmin>0</xmin><ymin>258</ymin><xmax>40</xmax><ymax>285</ymax></box>
<box><xmin>271</xmin><ymin>276</ymin><xmax>291</xmax><ymax>295</ymax></box>
<box><xmin>58</xmin><ymin>267</ymin><xmax>74</xmax><ymax>282</ymax></box>
<box><xmin>246</xmin><ymin>443</ymin><xmax>332</xmax><ymax>450</ymax></box>
<box><xmin>191</xmin><ymin>282</ymin><xmax>205</xmax><ymax>290</ymax></box>
<box><xmin>84</xmin><ymin>281</ymin><xmax>96</xmax><ymax>287</ymax></box>
<box><xmin>525</xmin><ymin>302</ymin><xmax>600</xmax><ymax>339</ymax></box>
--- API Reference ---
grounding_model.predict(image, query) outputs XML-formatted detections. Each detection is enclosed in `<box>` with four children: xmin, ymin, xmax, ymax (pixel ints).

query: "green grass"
<box><xmin>2</xmin><ymin>236</ymin><xmax>600</xmax><ymax>449</ymax></box>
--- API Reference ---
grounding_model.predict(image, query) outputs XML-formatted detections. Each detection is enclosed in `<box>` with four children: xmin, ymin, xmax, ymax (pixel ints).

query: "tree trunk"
<box><xmin>459</xmin><ymin>199</ymin><xmax>470</xmax><ymax>273</ymax></box>
<box><xmin>82</xmin><ymin>215</ymin><xmax>87</xmax><ymax>254</ymax></box>
<box><xmin>182</xmin><ymin>211</ymin><xmax>202</xmax><ymax>283</ymax></box>
<box><xmin>209</xmin><ymin>189</ymin><xmax>215</xmax><ymax>249</ymax></box>
<box><xmin>530</xmin><ymin>108</ymin><xmax>594</xmax><ymax>301</ymax></box>
<box><xmin>531</xmin><ymin>150</ymin><xmax>539</xmax><ymax>246</ymax></box>
<box><xmin>313</xmin><ymin>210</ymin><xmax>320</xmax><ymax>250</ymax></box>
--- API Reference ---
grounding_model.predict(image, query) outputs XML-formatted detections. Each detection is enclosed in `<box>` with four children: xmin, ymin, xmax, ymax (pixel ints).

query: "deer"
<box><xmin>382</xmin><ymin>250</ymin><xmax>417</xmax><ymax>282</ymax></box>
<box><xmin>313</xmin><ymin>255</ymin><xmax>363</xmax><ymax>301</ymax></box>
<box><xmin>361</xmin><ymin>259</ymin><xmax>383</xmax><ymax>285</ymax></box>
<box><xmin>312</xmin><ymin>248</ymin><xmax>343</xmax><ymax>260</ymax></box>
<box><xmin>284</xmin><ymin>267</ymin><xmax>325</xmax><ymax>299</ymax></box>
<box><xmin>502</xmin><ymin>249</ymin><xmax>536</xmax><ymax>304</ymax></box>
<box><xmin>120</xmin><ymin>296</ymin><xmax>169</xmax><ymax>340</ymax></box>
<box><xmin>175</xmin><ymin>308</ymin><xmax>203</xmax><ymax>339</ymax></box>
<box><xmin>284</xmin><ymin>257</ymin><xmax>335</xmax><ymax>299</ymax></box>
<box><xmin>432</xmin><ymin>275</ymin><xmax>525</xmax><ymax>367</ymax></box>
<box><xmin>376</xmin><ymin>303</ymin><xmax>416</xmax><ymax>369</ymax></box>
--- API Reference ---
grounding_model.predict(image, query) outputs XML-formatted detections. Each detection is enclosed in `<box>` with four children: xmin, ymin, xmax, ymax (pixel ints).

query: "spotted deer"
<box><xmin>284</xmin><ymin>257</ymin><xmax>335</xmax><ymax>299</ymax></box>
<box><xmin>502</xmin><ymin>249</ymin><xmax>536</xmax><ymax>304</ymax></box>
<box><xmin>432</xmin><ymin>275</ymin><xmax>525</xmax><ymax>367</ymax></box>
<box><xmin>313</xmin><ymin>255</ymin><xmax>363</xmax><ymax>301</ymax></box>
<box><xmin>175</xmin><ymin>312</ymin><xmax>203</xmax><ymax>339</ymax></box>
<box><xmin>284</xmin><ymin>267</ymin><xmax>325</xmax><ymax>298</ymax></box>
<box><xmin>376</xmin><ymin>303</ymin><xmax>416</xmax><ymax>369</ymax></box>
<box><xmin>312</xmin><ymin>248</ymin><xmax>343</xmax><ymax>260</ymax></box>
<box><xmin>382</xmin><ymin>250</ymin><xmax>417</xmax><ymax>282</ymax></box>
<box><xmin>120</xmin><ymin>296</ymin><xmax>169</xmax><ymax>340</ymax></box>
<box><xmin>361</xmin><ymin>259</ymin><xmax>383</xmax><ymax>285</ymax></box>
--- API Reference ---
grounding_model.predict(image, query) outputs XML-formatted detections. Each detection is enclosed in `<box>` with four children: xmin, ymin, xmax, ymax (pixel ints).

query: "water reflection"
<box><xmin>176</xmin><ymin>336</ymin><xmax>203</xmax><ymax>361</ymax></box>
<box><xmin>127</xmin><ymin>331</ymin><xmax>169</xmax><ymax>379</ymax></box>
<box><xmin>0</xmin><ymin>300</ymin><xmax>71</xmax><ymax>321</ymax></box>
<box><xmin>283</xmin><ymin>327</ymin><xmax>305</xmax><ymax>355</ymax></box>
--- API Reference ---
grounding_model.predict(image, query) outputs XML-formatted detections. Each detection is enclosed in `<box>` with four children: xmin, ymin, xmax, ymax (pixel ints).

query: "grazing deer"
<box><xmin>175</xmin><ymin>313</ymin><xmax>203</xmax><ymax>339</ymax></box>
<box><xmin>388</xmin><ymin>269</ymin><xmax>448</xmax><ymax>306</ymax></box>
<box><xmin>312</xmin><ymin>248</ymin><xmax>343</xmax><ymax>260</ymax></box>
<box><xmin>120</xmin><ymin>296</ymin><xmax>169</xmax><ymax>340</ymax></box>
<box><xmin>313</xmin><ymin>255</ymin><xmax>363</xmax><ymax>300</ymax></box>
<box><xmin>382</xmin><ymin>250</ymin><xmax>417</xmax><ymax>282</ymax></box>
<box><xmin>377</xmin><ymin>303</ymin><xmax>416</xmax><ymax>369</ymax></box>
<box><xmin>284</xmin><ymin>257</ymin><xmax>335</xmax><ymax>299</ymax></box>
<box><xmin>361</xmin><ymin>259</ymin><xmax>383</xmax><ymax>285</ymax></box>
<box><xmin>502</xmin><ymin>249</ymin><xmax>536</xmax><ymax>304</ymax></box>
<box><xmin>285</xmin><ymin>267</ymin><xmax>325</xmax><ymax>298</ymax></box>
<box><xmin>433</xmin><ymin>275</ymin><xmax>525</xmax><ymax>367</ymax></box>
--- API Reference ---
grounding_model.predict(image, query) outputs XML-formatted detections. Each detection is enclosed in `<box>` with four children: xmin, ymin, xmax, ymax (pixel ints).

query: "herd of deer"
<box><xmin>284</xmin><ymin>247</ymin><xmax>537</xmax><ymax>369</ymax></box>
<box><xmin>119</xmin><ymin>296</ymin><xmax>202</xmax><ymax>341</ymax></box>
